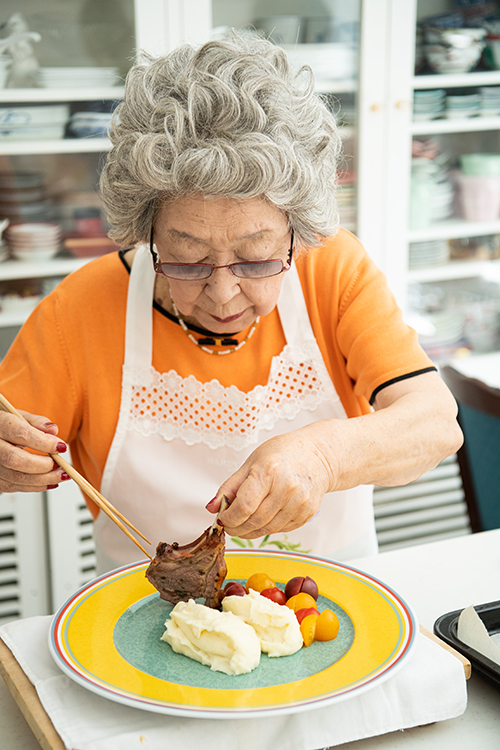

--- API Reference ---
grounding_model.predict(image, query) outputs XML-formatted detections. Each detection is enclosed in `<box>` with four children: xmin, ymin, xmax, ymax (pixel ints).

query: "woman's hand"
<box><xmin>0</xmin><ymin>410</ymin><xmax>68</xmax><ymax>493</ymax></box>
<box><xmin>206</xmin><ymin>427</ymin><xmax>335</xmax><ymax>539</ymax></box>
<box><xmin>207</xmin><ymin>371</ymin><xmax>463</xmax><ymax>540</ymax></box>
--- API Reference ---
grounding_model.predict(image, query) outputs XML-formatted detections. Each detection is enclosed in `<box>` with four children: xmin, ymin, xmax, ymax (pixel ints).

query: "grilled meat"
<box><xmin>145</xmin><ymin>524</ymin><xmax>227</xmax><ymax>608</ymax></box>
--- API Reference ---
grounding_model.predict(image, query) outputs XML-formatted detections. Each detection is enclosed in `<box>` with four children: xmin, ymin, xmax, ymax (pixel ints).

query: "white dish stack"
<box><xmin>5</xmin><ymin>222</ymin><xmax>61</xmax><ymax>262</ymax></box>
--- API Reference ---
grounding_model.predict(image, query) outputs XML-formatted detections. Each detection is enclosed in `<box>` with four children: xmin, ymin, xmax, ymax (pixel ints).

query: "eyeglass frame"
<box><xmin>149</xmin><ymin>225</ymin><xmax>294</xmax><ymax>280</ymax></box>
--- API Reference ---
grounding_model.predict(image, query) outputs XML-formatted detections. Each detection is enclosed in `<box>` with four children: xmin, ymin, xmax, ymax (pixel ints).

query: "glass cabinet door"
<box><xmin>211</xmin><ymin>0</ymin><xmax>362</xmax><ymax>237</ymax></box>
<box><xmin>407</xmin><ymin>0</ymin><xmax>500</xmax><ymax>361</ymax></box>
<box><xmin>0</xmin><ymin>0</ymin><xmax>140</xmax><ymax>357</ymax></box>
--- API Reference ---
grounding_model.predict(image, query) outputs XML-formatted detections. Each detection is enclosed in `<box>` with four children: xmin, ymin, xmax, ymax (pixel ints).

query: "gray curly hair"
<box><xmin>100</xmin><ymin>32</ymin><xmax>342</xmax><ymax>248</ymax></box>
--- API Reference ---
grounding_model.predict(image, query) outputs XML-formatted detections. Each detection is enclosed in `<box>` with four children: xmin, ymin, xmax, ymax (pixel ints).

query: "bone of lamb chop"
<box><xmin>145</xmin><ymin>523</ymin><xmax>227</xmax><ymax>608</ymax></box>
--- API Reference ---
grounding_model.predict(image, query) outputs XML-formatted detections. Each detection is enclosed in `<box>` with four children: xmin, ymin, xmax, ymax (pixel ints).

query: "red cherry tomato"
<box><xmin>260</xmin><ymin>587</ymin><xmax>287</xmax><ymax>606</ymax></box>
<box><xmin>295</xmin><ymin>607</ymin><xmax>320</xmax><ymax>624</ymax></box>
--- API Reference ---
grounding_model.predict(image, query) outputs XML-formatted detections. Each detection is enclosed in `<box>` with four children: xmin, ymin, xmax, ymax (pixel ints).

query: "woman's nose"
<box><xmin>204</xmin><ymin>267</ymin><xmax>241</xmax><ymax>304</ymax></box>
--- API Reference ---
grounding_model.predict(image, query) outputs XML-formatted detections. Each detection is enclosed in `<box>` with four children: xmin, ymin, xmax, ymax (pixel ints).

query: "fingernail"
<box><xmin>47</xmin><ymin>484</ymin><xmax>59</xmax><ymax>490</ymax></box>
<box><xmin>56</xmin><ymin>442</ymin><xmax>67</xmax><ymax>453</ymax></box>
<box><xmin>52</xmin><ymin>460</ymin><xmax>59</xmax><ymax>470</ymax></box>
<box><xmin>60</xmin><ymin>472</ymin><xmax>70</xmax><ymax>481</ymax></box>
<box><xmin>217</xmin><ymin>519</ymin><xmax>225</xmax><ymax>527</ymax></box>
<box><xmin>205</xmin><ymin>496</ymin><xmax>218</xmax><ymax>509</ymax></box>
<box><xmin>44</xmin><ymin>422</ymin><xmax>57</xmax><ymax>428</ymax></box>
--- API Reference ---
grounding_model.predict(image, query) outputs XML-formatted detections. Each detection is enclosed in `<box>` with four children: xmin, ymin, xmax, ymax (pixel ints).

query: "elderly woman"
<box><xmin>0</xmin><ymin>34</ymin><xmax>462</xmax><ymax>573</ymax></box>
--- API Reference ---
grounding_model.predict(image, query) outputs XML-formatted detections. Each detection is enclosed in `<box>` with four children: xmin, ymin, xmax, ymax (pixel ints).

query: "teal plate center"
<box><xmin>113</xmin><ymin>584</ymin><xmax>355</xmax><ymax>689</ymax></box>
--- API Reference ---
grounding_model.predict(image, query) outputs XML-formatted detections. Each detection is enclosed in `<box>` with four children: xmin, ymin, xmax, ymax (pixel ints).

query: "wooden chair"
<box><xmin>441</xmin><ymin>365</ymin><xmax>500</xmax><ymax>532</ymax></box>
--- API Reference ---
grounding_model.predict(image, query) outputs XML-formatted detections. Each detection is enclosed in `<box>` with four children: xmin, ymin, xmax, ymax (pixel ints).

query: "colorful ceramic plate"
<box><xmin>49</xmin><ymin>550</ymin><xmax>417</xmax><ymax>718</ymax></box>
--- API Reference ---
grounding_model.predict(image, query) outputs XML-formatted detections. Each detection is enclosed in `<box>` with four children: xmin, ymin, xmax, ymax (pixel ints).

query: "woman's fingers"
<box><xmin>214</xmin><ymin>431</ymin><xmax>329</xmax><ymax>538</ymax></box>
<box><xmin>0</xmin><ymin>411</ymin><xmax>68</xmax><ymax>493</ymax></box>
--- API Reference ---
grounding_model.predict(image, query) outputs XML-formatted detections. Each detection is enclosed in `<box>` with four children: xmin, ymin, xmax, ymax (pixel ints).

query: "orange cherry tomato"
<box><xmin>286</xmin><ymin>592</ymin><xmax>317</xmax><ymax>613</ymax></box>
<box><xmin>300</xmin><ymin>613</ymin><xmax>318</xmax><ymax>647</ymax></box>
<box><xmin>246</xmin><ymin>573</ymin><xmax>275</xmax><ymax>593</ymax></box>
<box><xmin>315</xmin><ymin>609</ymin><xmax>340</xmax><ymax>641</ymax></box>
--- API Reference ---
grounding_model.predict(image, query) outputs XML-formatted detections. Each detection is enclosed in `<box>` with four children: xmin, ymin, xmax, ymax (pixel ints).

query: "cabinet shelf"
<box><xmin>411</xmin><ymin>115</ymin><xmax>500</xmax><ymax>135</ymax></box>
<box><xmin>0</xmin><ymin>257</ymin><xmax>96</xmax><ymax>281</ymax></box>
<box><xmin>0</xmin><ymin>138</ymin><xmax>111</xmax><ymax>155</ymax></box>
<box><xmin>409</xmin><ymin>258</ymin><xmax>500</xmax><ymax>283</ymax></box>
<box><xmin>0</xmin><ymin>88</ymin><xmax>124</xmax><ymax>103</ymax></box>
<box><xmin>413</xmin><ymin>70</ymin><xmax>500</xmax><ymax>90</ymax></box>
<box><xmin>409</xmin><ymin>219</ymin><xmax>500</xmax><ymax>243</ymax></box>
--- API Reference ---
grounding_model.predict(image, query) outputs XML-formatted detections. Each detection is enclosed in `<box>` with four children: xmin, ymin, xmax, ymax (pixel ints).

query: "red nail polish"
<box><xmin>217</xmin><ymin>519</ymin><xmax>224</xmax><ymax>527</ymax></box>
<box><xmin>56</xmin><ymin>442</ymin><xmax>67</xmax><ymax>453</ymax></box>
<box><xmin>52</xmin><ymin>460</ymin><xmax>59</xmax><ymax>470</ymax></box>
<box><xmin>205</xmin><ymin>496</ymin><xmax>218</xmax><ymax>509</ymax></box>
<box><xmin>61</xmin><ymin>472</ymin><xmax>70</xmax><ymax>481</ymax></box>
<box><xmin>47</xmin><ymin>484</ymin><xmax>59</xmax><ymax>490</ymax></box>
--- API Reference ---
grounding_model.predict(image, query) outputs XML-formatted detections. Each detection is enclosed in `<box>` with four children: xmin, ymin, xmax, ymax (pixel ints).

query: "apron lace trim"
<box><xmin>122</xmin><ymin>341</ymin><xmax>338</xmax><ymax>450</ymax></box>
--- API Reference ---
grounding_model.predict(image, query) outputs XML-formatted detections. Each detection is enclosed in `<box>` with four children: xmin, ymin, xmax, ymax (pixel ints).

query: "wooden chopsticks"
<box><xmin>0</xmin><ymin>393</ymin><xmax>152</xmax><ymax>560</ymax></box>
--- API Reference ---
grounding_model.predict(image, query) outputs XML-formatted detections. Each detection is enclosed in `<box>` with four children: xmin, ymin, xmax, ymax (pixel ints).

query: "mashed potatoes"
<box><xmin>223</xmin><ymin>588</ymin><xmax>303</xmax><ymax>657</ymax></box>
<box><xmin>161</xmin><ymin>599</ymin><xmax>261</xmax><ymax>676</ymax></box>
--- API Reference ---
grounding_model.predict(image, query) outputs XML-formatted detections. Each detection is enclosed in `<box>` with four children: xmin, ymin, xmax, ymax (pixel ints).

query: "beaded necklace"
<box><xmin>169</xmin><ymin>292</ymin><xmax>260</xmax><ymax>355</ymax></box>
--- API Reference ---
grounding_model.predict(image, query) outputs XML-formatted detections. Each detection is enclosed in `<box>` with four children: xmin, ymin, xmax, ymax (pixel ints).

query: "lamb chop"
<box><xmin>145</xmin><ymin>523</ymin><xmax>227</xmax><ymax>609</ymax></box>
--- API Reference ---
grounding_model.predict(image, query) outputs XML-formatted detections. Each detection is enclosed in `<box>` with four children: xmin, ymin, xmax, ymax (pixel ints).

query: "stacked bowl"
<box><xmin>424</xmin><ymin>27</ymin><xmax>486</xmax><ymax>74</ymax></box>
<box><xmin>5</xmin><ymin>223</ymin><xmax>61</xmax><ymax>262</ymax></box>
<box><xmin>37</xmin><ymin>67</ymin><xmax>120</xmax><ymax>89</ymax></box>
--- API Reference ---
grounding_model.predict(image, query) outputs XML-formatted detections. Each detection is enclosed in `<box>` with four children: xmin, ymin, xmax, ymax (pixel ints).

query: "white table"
<box><xmin>1</xmin><ymin>529</ymin><xmax>499</xmax><ymax>750</ymax></box>
<box><xmin>449</xmin><ymin>352</ymin><xmax>500</xmax><ymax>390</ymax></box>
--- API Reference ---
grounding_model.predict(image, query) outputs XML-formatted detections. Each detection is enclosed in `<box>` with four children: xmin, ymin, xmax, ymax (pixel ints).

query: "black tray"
<box><xmin>434</xmin><ymin>600</ymin><xmax>500</xmax><ymax>688</ymax></box>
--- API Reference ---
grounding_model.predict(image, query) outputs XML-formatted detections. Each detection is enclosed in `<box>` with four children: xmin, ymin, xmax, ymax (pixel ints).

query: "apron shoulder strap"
<box><xmin>124</xmin><ymin>245</ymin><xmax>156</xmax><ymax>367</ymax></box>
<box><xmin>277</xmin><ymin>263</ymin><xmax>316</xmax><ymax>347</ymax></box>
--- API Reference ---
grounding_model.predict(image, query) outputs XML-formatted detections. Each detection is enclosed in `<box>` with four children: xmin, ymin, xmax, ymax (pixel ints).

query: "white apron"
<box><xmin>96</xmin><ymin>245</ymin><xmax>377</xmax><ymax>573</ymax></box>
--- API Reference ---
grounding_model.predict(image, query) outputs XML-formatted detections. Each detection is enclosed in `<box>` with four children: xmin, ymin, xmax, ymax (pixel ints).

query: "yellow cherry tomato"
<box><xmin>315</xmin><ymin>609</ymin><xmax>340</xmax><ymax>641</ymax></box>
<box><xmin>286</xmin><ymin>592</ymin><xmax>318</xmax><ymax>613</ymax></box>
<box><xmin>246</xmin><ymin>573</ymin><xmax>275</xmax><ymax>593</ymax></box>
<box><xmin>300</xmin><ymin>613</ymin><xmax>318</xmax><ymax>647</ymax></box>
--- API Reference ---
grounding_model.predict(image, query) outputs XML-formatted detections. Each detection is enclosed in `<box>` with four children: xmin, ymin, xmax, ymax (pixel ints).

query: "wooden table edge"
<box><xmin>0</xmin><ymin>637</ymin><xmax>65</xmax><ymax>750</ymax></box>
<box><xmin>419</xmin><ymin>624</ymin><xmax>472</xmax><ymax>679</ymax></box>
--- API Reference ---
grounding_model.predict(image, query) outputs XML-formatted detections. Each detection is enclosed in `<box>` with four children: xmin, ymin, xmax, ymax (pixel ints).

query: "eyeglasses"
<box><xmin>149</xmin><ymin>226</ymin><xmax>294</xmax><ymax>280</ymax></box>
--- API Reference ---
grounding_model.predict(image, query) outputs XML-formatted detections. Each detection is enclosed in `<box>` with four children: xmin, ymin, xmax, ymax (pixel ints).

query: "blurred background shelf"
<box><xmin>0</xmin><ymin>88</ymin><xmax>124</xmax><ymax>103</ymax></box>
<box><xmin>408</xmin><ymin>219</ymin><xmax>500</xmax><ymax>243</ymax></box>
<box><xmin>0</xmin><ymin>257</ymin><xmax>94</xmax><ymax>281</ymax></box>
<box><xmin>413</xmin><ymin>70</ymin><xmax>500</xmax><ymax>89</ymax></box>
<box><xmin>409</xmin><ymin>258</ymin><xmax>500</xmax><ymax>283</ymax></box>
<box><xmin>0</xmin><ymin>138</ymin><xmax>111</xmax><ymax>155</ymax></box>
<box><xmin>411</xmin><ymin>116</ymin><xmax>500</xmax><ymax>135</ymax></box>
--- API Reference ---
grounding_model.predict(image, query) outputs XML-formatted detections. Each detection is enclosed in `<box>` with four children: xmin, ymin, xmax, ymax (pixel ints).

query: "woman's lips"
<box><xmin>209</xmin><ymin>312</ymin><xmax>245</xmax><ymax>324</ymax></box>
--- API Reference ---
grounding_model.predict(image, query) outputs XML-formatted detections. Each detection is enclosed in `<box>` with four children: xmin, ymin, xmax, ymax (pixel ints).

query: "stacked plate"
<box><xmin>68</xmin><ymin>111</ymin><xmax>113</xmax><ymax>138</ymax></box>
<box><xmin>37</xmin><ymin>67</ymin><xmax>121</xmax><ymax>89</ymax></box>
<box><xmin>480</xmin><ymin>86</ymin><xmax>500</xmax><ymax>116</ymax></box>
<box><xmin>431</xmin><ymin>179</ymin><xmax>455</xmax><ymax>221</ymax></box>
<box><xmin>0</xmin><ymin>104</ymin><xmax>69</xmax><ymax>140</ymax></box>
<box><xmin>419</xmin><ymin>309</ymin><xmax>465</xmax><ymax>347</ymax></box>
<box><xmin>413</xmin><ymin>89</ymin><xmax>445</xmax><ymax>121</ymax></box>
<box><xmin>5</xmin><ymin>223</ymin><xmax>61</xmax><ymax>262</ymax></box>
<box><xmin>0</xmin><ymin>172</ymin><xmax>55</xmax><ymax>224</ymax></box>
<box><xmin>445</xmin><ymin>93</ymin><xmax>481</xmax><ymax>119</ymax></box>
<box><xmin>409</xmin><ymin>240</ymin><xmax>450</xmax><ymax>269</ymax></box>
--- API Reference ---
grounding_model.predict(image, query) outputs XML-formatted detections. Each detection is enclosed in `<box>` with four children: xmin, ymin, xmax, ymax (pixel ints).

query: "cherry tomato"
<box><xmin>260</xmin><ymin>587</ymin><xmax>287</xmax><ymax>606</ymax></box>
<box><xmin>315</xmin><ymin>609</ymin><xmax>340</xmax><ymax>641</ymax></box>
<box><xmin>295</xmin><ymin>607</ymin><xmax>320</xmax><ymax>624</ymax></box>
<box><xmin>285</xmin><ymin>575</ymin><xmax>319</xmax><ymax>600</ymax></box>
<box><xmin>246</xmin><ymin>573</ymin><xmax>275</xmax><ymax>593</ymax></box>
<box><xmin>286</xmin><ymin>592</ymin><xmax>317</xmax><ymax>613</ymax></box>
<box><xmin>223</xmin><ymin>582</ymin><xmax>247</xmax><ymax>597</ymax></box>
<box><xmin>300</xmin><ymin>613</ymin><xmax>318</xmax><ymax>647</ymax></box>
